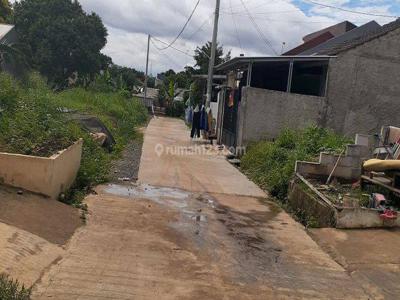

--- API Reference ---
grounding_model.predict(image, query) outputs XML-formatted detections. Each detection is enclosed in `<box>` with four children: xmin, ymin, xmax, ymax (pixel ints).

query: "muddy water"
<box><xmin>103</xmin><ymin>183</ymin><xmax>285</xmax><ymax>284</ymax></box>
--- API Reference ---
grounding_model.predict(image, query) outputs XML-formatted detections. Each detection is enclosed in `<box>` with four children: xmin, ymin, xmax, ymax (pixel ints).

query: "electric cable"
<box><xmin>303</xmin><ymin>0</ymin><xmax>398</xmax><ymax>19</ymax></box>
<box><xmin>229</xmin><ymin>0</ymin><xmax>244</xmax><ymax>53</ymax></box>
<box><xmin>239</xmin><ymin>0</ymin><xmax>278</xmax><ymax>54</ymax></box>
<box><xmin>158</xmin><ymin>0</ymin><xmax>201</xmax><ymax>50</ymax></box>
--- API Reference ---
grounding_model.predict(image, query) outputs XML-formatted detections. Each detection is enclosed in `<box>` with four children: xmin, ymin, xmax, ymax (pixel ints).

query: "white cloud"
<box><xmin>10</xmin><ymin>0</ymin><xmax>398</xmax><ymax>73</ymax></box>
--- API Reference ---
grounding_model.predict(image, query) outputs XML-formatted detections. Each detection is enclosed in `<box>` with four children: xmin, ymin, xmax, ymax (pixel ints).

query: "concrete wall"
<box><xmin>0</xmin><ymin>139</ymin><xmax>83</xmax><ymax>199</ymax></box>
<box><xmin>325</xmin><ymin>27</ymin><xmax>400</xmax><ymax>136</ymax></box>
<box><xmin>237</xmin><ymin>87</ymin><xmax>325</xmax><ymax>147</ymax></box>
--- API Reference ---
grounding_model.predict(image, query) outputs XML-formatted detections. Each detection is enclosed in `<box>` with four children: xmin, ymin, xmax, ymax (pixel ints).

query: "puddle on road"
<box><xmin>103</xmin><ymin>183</ymin><xmax>283</xmax><ymax>284</ymax></box>
<box><xmin>104</xmin><ymin>183</ymin><xmax>211</xmax><ymax>248</ymax></box>
<box><xmin>104</xmin><ymin>184</ymin><xmax>191</xmax><ymax>209</ymax></box>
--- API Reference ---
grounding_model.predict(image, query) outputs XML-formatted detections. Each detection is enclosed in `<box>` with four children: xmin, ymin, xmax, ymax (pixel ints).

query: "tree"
<box><xmin>0</xmin><ymin>0</ymin><xmax>13</xmax><ymax>23</ymax></box>
<box><xmin>194</xmin><ymin>41</ymin><xmax>231</xmax><ymax>74</ymax></box>
<box><xmin>13</xmin><ymin>0</ymin><xmax>107</xmax><ymax>87</ymax></box>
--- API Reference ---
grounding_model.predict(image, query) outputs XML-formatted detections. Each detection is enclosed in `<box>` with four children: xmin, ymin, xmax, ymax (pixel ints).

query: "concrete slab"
<box><xmin>138</xmin><ymin>117</ymin><xmax>266</xmax><ymax>197</ymax></box>
<box><xmin>310</xmin><ymin>228</ymin><xmax>400</xmax><ymax>299</ymax></box>
<box><xmin>33</xmin><ymin>186</ymin><xmax>368</xmax><ymax>299</ymax></box>
<box><xmin>0</xmin><ymin>185</ymin><xmax>82</xmax><ymax>245</ymax></box>
<box><xmin>31</xmin><ymin>117</ymin><xmax>371</xmax><ymax>299</ymax></box>
<box><xmin>0</xmin><ymin>223</ymin><xmax>64</xmax><ymax>287</ymax></box>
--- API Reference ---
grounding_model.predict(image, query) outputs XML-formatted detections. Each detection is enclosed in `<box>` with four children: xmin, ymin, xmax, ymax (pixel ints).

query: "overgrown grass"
<box><xmin>0</xmin><ymin>274</ymin><xmax>31</xmax><ymax>300</ymax></box>
<box><xmin>241</xmin><ymin>126</ymin><xmax>352</xmax><ymax>201</ymax></box>
<box><xmin>0</xmin><ymin>72</ymin><xmax>148</xmax><ymax>205</ymax></box>
<box><xmin>55</xmin><ymin>88</ymin><xmax>147</xmax><ymax>152</ymax></box>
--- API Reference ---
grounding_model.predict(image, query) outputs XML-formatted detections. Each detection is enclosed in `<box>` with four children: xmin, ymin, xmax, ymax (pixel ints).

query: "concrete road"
<box><xmin>33</xmin><ymin>117</ymin><xmax>369</xmax><ymax>299</ymax></box>
<box><xmin>310</xmin><ymin>228</ymin><xmax>400</xmax><ymax>300</ymax></box>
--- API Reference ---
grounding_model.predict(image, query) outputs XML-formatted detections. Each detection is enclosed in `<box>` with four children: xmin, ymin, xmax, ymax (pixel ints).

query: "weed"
<box><xmin>241</xmin><ymin>125</ymin><xmax>352</xmax><ymax>201</ymax></box>
<box><xmin>0</xmin><ymin>72</ymin><xmax>148</xmax><ymax>206</ymax></box>
<box><xmin>0</xmin><ymin>273</ymin><xmax>31</xmax><ymax>300</ymax></box>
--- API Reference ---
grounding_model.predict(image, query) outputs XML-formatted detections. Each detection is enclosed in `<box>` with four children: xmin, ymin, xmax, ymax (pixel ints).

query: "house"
<box><xmin>214</xmin><ymin>19</ymin><xmax>400</xmax><ymax>151</ymax></box>
<box><xmin>173</xmin><ymin>88</ymin><xmax>189</xmax><ymax>102</ymax></box>
<box><xmin>134</xmin><ymin>87</ymin><xmax>159</xmax><ymax>109</ymax></box>
<box><xmin>0</xmin><ymin>24</ymin><xmax>19</xmax><ymax>74</ymax></box>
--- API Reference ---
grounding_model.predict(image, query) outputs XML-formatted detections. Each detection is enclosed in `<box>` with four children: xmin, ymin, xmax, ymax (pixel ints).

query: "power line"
<box><xmin>150</xmin><ymin>38</ymin><xmax>183</xmax><ymax>70</ymax></box>
<box><xmin>222</xmin><ymin>9</ymin><xmax>301</xmax><ymax>16</ymax></box>
<box><xmin>151</xmin><ymin>36</ymin><xmax>193</xmax><ymax>58</ymax></box>
<box><xmin>229</xmin><ymin>0</ymin><xmax>243</xmax><ymax>53</ymax></box>
<box><xmin>186</xmin><ymin>14</ymin><xmax>213</xmax><ymax>40</ymax></box>
<box><xmin>303</xmin><ymin>0</ymin><xmax>398</xmax><ymax>18</ymax></box>
<box><xmin>158</xmin><ymin>0</ymin><xmax>201</xmax><ymax>50</ymax></box>
<box><xmin>233</xmin><ymin>14</ymin><xmax>366</xmax><ymax>24</ymax></box>
<box><xmin>239</xmin><ymin>0</ymin><xmax>278</xmax><ymax>55</ymax></box>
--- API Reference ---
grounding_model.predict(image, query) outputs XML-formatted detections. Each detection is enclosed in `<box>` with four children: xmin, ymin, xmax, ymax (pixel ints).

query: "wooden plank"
<box><xmin>295</xmin><ymin>173</ymin><xmax>337</xmax><ymax>211</ymax></box>
<box><xmin>361</xmin><ymin>175</ymin><xmax>400</xmax><ymax>194</ymax></box>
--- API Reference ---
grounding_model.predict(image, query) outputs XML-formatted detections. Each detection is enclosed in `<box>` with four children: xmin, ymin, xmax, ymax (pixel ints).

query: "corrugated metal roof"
<box><xmin>0</xmin><ymin>24</ymin><xmax>14</xmax><ymax>41</ymax></box>
<box><xmin>215</xmin><ymin>56</ymin><xmax>334</xmax><ymax>71</ymax></box>
<box><xmin>319</xmin><ymin>19</ymin><xmax>400</xmax><ymax>55</ymax></box>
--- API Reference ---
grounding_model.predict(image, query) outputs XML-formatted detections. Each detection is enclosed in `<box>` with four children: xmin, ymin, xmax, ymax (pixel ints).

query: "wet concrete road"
<box><xmin>33</xmin><ymin>117</ymin><xmax>369</xmax><ymax>299</ymax></box>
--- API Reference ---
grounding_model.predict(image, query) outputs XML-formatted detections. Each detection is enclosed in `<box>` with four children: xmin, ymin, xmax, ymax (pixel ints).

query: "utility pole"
<box><xmin>144</xmin><ymin>34</ymin><xmax>153</xmax><ymax>114</ymax></box>
<box><xmin>206</xmin><ymin>0</ymin><xmax>221</xmax><ymax>108</ymax></box>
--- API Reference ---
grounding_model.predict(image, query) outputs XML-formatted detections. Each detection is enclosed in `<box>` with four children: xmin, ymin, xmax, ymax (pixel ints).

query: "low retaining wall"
<box><xmin>0</xmin><ymin>139</ymin><xmax>83</xmax><ymax>199</ymax></box>
<box><xmin>290</xmin><ymin>174</ymin><xmax>400</xmax><ymax>229</ymax></box>
<box><xmin>288</xmin><ymin>179</ymin><xmax>336</xmax><ymax>227</ymax></box>
<box><xmin>337</xmin><ymin>208</ymin><xmax>400</xmax><ymax>228</ymax></box>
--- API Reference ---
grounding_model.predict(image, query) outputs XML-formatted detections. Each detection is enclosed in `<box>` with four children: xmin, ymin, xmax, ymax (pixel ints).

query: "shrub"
<box><xmin>166</xmin><ymin>101</ymin><xmax>185</xmax><ymax>118</ymax></box>
<box><xmin>0</xmin><ymin>274</ymin><xmax>31</xmax><ymax>300</ymax></box>
<box><xmin>0</xmin><ymin>72</ymin><xmax>148</xmax><ymax>205</ymax></box>
<box><xmin>241</xmin><ymin>125</ymin><xmax>352</xmax><ymax>201</ymax></box>
<box><xmin>0</xmin><ymin>73</ymin><xmax>77</xmax><ymax>156</ymax></box>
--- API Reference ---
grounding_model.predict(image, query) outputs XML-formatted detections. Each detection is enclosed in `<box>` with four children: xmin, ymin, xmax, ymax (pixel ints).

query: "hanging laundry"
<box><xmin>207</xmin><ymin>108</ymin><xmax>213</xmax><ymax>134</ymax></box>
<box><xmin>199</xmin><ymin>105</ymin><xmax>208</xmax><ymax>132</ymax></box>
<box><xmin>185</xmin><ymin>106</ymin><xmax>193</xmax><ymax>124</ymax></box>
<box><xmin>228</xmin><ymin>90</ymin><xmax>235</xmax><ymax>108</ymax></box>
<box><xmin>191</xmin><ymin>105</ymin><xmax>201</xmax><ymax>138</ymax></box>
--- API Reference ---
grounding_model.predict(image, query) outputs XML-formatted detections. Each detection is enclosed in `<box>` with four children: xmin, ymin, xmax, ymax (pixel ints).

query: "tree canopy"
<box><xmin>194</xmin><ymin>41</ymin><xmax>231</xmax><ymax>74</ymax></box>
<box><xmin>0</xmin><ymin>0</ymin><xmax>13</xmax><ymax>23</ymax></box>
<box><xmin>14</xmin><ymin>0</ymin><xmax>107</xmax><ymax>87</ymax></box>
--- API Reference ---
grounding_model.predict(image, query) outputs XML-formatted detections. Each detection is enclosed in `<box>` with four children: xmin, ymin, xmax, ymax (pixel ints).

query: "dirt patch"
<box><xmin>0</xmin><ymin>185</ymin><xmax>82</xmax><ymax>245</ymax></box>
<box><xmin>109</xmin><ymin>137</ymin><xmax>144</xmax><ymax>182</ymax></box>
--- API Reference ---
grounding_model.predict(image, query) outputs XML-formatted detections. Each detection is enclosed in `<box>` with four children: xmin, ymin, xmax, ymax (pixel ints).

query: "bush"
<box><xmin>55</xmin><ymin>88</ymin><xmax>147</xmax><ymax>148</ymax></box>
<box><xmin>0</xmin><ymin>274</ymin><xmax>31</xmax><ymax>300</ymax></box>
<box><xmin>0</xmin><ymin>73</ymin><xmax>78</xmax><ymax>156</ymax></box>
<box><xmin>241</xmin><ymin>125</ymin><xmax>352</xmax><ymax>201</ymax></box>
<box><xmin>0</xmin><ymin>72</ymin><xmax>148</xmax><ymax>205</ymax></box>
<box><xmin>166</xmin><ymin>101</ymin><xmax>185</xmax><ymax>118</ymax></box>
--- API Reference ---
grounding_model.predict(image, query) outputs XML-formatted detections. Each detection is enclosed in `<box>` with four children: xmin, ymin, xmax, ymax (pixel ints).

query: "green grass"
<box><xmin>0</xmin><ymin>274</ymin><xmax>31</xmax><ymax>300</ymax></box>
<box><xmin>241</xmin><ymin>126</ymin><xmax>352</xmax><ymax>201</ymax></box>
<box><xmin>55</xmin><ymin>88</ymin><xmax>147</xmax><ymax>152</ymax></box>
<box><xmin>0</xmin><ymin>72</ymin><xmax>148</xmax><ymax>205</ymax></box>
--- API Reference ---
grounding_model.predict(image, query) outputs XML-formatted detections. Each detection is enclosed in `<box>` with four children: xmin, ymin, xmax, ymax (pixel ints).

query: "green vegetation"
<box><xmin>0</xmin><ymin>72</ymin><xmax>148</xmax><ymax>205</ymax></box>
<box><xmin>166</xmin><ymin>101</ymin><xmax>185</xmax><ymax>118</ymax></box>
<box><xmin>0</xmin><ymin>274</ymin><xmax>31</xmax><ymax>300</ymax></box>
<box><xmin>14</xmin><ymin>0</ymin><xmax>108</xmax><ymax>87</ymax></box>
<box><xmin>241</xmin><ymin>126</ymin><xmax>352</xmax><ymax>201</ymax></box>
<box><xmin>0</xmin><ymin>0</ymin><xmax>13</xmax><ymax>23</ymax></box>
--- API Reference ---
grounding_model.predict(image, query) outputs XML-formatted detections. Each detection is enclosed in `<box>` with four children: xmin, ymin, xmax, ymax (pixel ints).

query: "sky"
<box><xmin>10</xmin><ymin>0</ymin><xmax>400</xmax><ymax>74</ymax></box>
